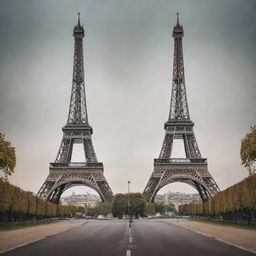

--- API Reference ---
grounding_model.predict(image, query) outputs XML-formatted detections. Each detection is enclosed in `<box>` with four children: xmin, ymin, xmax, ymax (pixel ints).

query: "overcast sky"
<box><xmin>0</xmin><ymin>0</ymin><xmax>255</xmax><ymax>196</ymax></box>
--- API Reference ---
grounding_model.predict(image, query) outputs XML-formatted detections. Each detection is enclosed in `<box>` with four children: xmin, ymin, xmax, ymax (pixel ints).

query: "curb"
<box><xmin>0</xmin><ymin>221</ymin><xmax>89</xmax><ymax>254</ymax></box>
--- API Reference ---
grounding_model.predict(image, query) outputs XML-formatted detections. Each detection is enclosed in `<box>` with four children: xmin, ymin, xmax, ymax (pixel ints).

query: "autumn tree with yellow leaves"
<box><xmin>241</xmin><ymin>126</ymin><xmax>256</xmax><ymax>175</ymax></box>
<box><xmin>0</xmin><ymin>133</ymin><xmax>16</xmax><ymax>180</ymax></box>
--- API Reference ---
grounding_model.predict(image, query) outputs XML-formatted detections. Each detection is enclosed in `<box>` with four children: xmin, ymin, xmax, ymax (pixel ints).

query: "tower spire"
<box><xmin>167</xmin><ymin>12</ymin><xmax>189</xmax><ymax>123</ymax></box>
<box><xmin>67</xmin><ymin>13</ymin><xmax>89</xmax><ymax>128</ymax></box>
<box><xmin>176</xmin><ymin>12</ymin><xmax>180</xmax><ymax>26</ymax></box>
<box><xmin>77</xmin><ymin>12</ymin><xmax>80</xmax><ymax>25</ymax></box>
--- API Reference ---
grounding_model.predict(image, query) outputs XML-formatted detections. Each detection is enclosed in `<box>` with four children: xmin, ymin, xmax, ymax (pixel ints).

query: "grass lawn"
<box><xmin>0</xmin><ymin>220</ymin><xmax>63</xmax><ymax>231</ymax></box>
<box><xmin>190</xmin><ymin>217</ymin><xmax>256</xmax><ymax>230</ymax></box>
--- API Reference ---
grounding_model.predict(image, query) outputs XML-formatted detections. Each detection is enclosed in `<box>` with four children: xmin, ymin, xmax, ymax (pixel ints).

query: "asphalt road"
<box><xmin>1</xmin><ymin>219</ymin><xmax>255</xmax><ymax>256</ymax></box>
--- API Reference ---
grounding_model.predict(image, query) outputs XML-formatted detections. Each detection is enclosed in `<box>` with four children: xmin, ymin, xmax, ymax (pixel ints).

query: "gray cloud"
<box><xmin>0</xmin><ymin>0</ymin><xmax>255</xmax><ymax>196</ymax></box>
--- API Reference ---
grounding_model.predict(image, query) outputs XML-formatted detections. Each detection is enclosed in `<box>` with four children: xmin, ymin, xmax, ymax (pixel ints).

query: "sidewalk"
<box><xmin>0</xmin><ymin>219</ymin><xmax>87</xmax><ymax>253</ymax></box>
<box><xmin>168</xmin><ymin>218</ymin><xmax>256</xmax><ymax>253</ymax></box>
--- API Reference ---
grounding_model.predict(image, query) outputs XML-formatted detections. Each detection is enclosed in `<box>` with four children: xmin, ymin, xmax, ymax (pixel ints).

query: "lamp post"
<box><xmin>128</xmin><ymin>180</ymin><xmax>131</xmax><ymax>227</ymax></box>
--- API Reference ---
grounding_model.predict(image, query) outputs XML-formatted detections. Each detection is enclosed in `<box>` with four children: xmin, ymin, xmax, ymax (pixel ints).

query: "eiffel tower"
<box><xmin>38</xmin><ymin>14</ymin><xmax>113</xmax><ymax>203</ymax></box>
<box><xmin>143</xmin><ymin>14</ymin><xmax>219</xmax><ymax>203</ymax></box>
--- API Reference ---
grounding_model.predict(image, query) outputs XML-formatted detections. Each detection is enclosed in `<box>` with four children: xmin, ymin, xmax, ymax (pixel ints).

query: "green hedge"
<box><xmin>179</xmin><ymin>174</ymin><xmax>256</xmax><ymax>222</ymax></box>
<box><xmin>0</xmin><ymin>179</ymin><xmax>79</xmax><ymax>222</ymax></box>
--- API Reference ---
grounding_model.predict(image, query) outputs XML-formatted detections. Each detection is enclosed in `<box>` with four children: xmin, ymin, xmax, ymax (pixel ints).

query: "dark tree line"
<box><xmin>0</xmin><ymin>179</ymin><xmax>80</xmax><ymax>223</ymax></box>
<box><xmin>179</xmin><ymin>174</ymin><xmax>256</xmax><ymax>224</ymax></box>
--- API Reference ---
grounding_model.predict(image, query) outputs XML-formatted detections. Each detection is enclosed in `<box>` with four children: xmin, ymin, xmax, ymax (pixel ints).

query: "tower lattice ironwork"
<box><xmin>38</xmin><ymin>14</ymin><xmax>113</xmax><ymax>203</ymax></box>
<box><xmin>143</xmin><ymin>14</ymin><xmax>219</xmax><ymax>203</ymax></box>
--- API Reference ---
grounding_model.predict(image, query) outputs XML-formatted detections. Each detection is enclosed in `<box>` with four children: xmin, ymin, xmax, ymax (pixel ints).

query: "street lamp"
<box><xmin>128</xmin><ymin>180</ymin><xmax>131</xmax><ymax>227</ymax></box>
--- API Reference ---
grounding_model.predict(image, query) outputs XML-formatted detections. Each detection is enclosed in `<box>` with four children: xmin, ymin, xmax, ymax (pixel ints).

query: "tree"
<box><xmin>111</xmin><ymin>193</ymin><xmax>152</xmax><ymax>219</ymax></box>
<box><xmin>129</xmin><ymin>193</ymin><xmax>147</xmax><ymax>218</ymax></box>
<box><xmin>111</xmin><ymin>194</ymin><xmax>128</xmax><ymax>219</ymax></box>
<box><xmin>99</xmin><ymin>201</ymin><xmax>112</xmax><ymax>216</ymax></box>
<box><xmin>144</xmin><ymin>201</ymin><xmax>155</xmax><ymax>215</ymax></box>
<box><xmin>85</xmin><ymin>201</ymin><xmax>112</xmax><ymax>216</ymax></box>
<box><xmin>165</xmin><ymin>202</ymin><xmax>177</xmax><ymax>213</ymax></box>
<box><xmin>241</xmin><ymin>126</ymin><xmax>256</xmax><ymax>175</ymax></box>
<box><xmin>0</xmin><ymin>133</ymin><xmax>16</xmax><ymax>180</ymax></box>
<box><xmin>154</xmin><ymin>202</ymin><xmax>165</xmax><ymax>214</ymax></box>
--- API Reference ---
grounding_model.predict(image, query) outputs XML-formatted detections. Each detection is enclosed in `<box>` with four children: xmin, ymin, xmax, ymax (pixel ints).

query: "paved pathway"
<box><xmin>0</xmin><ymin>219</ymin><xmax>87</xmax><ymax>252</ymax></box>
<box><xmin>168</xmin><ymin>218</ymin><xmax>256</xmax><ymax>253</ymax></box>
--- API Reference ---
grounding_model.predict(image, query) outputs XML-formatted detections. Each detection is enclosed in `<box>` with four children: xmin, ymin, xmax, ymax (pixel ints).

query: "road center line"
<box><xmin>129</xmin><ymin>237</ymin><xmax>132</xmax><ymax>243</ymax></box>
<box><xmin>126</xmin><ymin>249</ymin><xmax>131</xmax><ymax>256</ymax></box>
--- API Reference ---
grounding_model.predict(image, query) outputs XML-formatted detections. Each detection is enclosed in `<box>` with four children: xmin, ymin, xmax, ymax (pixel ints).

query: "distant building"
<box><xmin>60</xmin><ymin>192</ymin><xmax>100</xmax><ymax>207</ymax></box>
<box><xmin>155</xmin><ymin>191</ymin><xmax>201</xmax><ymax>211</ymax></box>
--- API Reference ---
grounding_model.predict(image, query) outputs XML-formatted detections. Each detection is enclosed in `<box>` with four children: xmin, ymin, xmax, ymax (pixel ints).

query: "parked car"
<box><xmin>97</xmin><ymin>215</ymin><xmax>104</xmax><ymax>220</ymax></box>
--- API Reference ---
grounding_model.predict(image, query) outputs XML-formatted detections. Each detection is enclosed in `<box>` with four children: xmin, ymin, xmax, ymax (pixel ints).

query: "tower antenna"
<box><xmin>77</xmin><ymin>12</ymin><xmax>80</xmax><ymax>25</ymax></box>
<box><xmin>176</xmin><ymin>12</ymin><xmax>180</xmax><ymax>26</ymax></box>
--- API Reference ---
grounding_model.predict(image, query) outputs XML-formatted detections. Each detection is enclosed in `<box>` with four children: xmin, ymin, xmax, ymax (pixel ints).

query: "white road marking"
<box><xmin>126</xmin><ymin>225</ymin><xmax>132</xmax><ymax>256</ymax></box>
<box><xmin>126</xmin><ymin>249</ymin><xmax>131</xmax><ymax>256</ymax></box>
